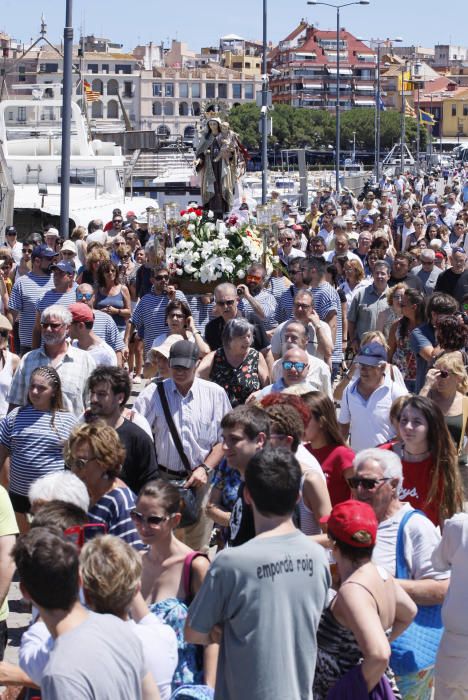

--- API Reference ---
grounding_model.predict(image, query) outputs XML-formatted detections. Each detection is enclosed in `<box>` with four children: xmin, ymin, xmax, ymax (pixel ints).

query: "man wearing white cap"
<box><xmin>60</xmin><ymin>240</ymin><xmax>77</xmax><ymax>265</ymax></box>
<box><xmin>44</xmin><ymin>227</ymin><xmax>60</xmax><ymax>251</ymax></box>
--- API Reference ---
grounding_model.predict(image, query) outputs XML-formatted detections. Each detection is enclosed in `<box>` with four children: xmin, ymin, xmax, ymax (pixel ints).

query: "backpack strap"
<box><xmin>157</xmin><ymin>381</ymin><xmax>191</xmax><ymax>477</ymax></box>
<box><xmin>183</xmin><ymin>551</ymin><xmax>209</xmax><ymax>602</ymax></box>
<box><xmin>395</xmin><ymin>509</ymin><xmax>427</xmax><ymax>579</ymax></box>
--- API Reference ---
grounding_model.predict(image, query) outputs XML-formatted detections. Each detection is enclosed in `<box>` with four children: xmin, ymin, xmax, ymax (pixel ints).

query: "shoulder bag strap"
<box><xmin>183</xmin><ymin>551</ymin><xmax>209</xmax><ymax>601</ymax></box>
<box><xmin>395</xmin><ymin>508</ymin><xmax>426</xmax><ymax>579</ymax></box>
<box><xmin>459</xmin><ymin>396</ymin><xmax>468</xmax><ymax>454</ymax></box>
<box><xmin>157</xmin><ymin>381</ymin><xmax>191</xmax><ymax>477</ymax></box>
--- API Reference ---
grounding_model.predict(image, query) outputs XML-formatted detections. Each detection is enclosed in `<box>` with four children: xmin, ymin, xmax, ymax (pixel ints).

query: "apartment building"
<box><xmin>269</xmin><ymin>20</ymin><xmax>376</xmax><ymax>110</ymax></box>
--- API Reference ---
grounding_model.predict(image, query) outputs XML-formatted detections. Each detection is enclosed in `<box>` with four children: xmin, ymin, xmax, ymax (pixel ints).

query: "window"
<box><xmin>40</xmin><ymin>63</ymin><xmax>58</xmax><ymax>73</ymax></box>
<box><xmin>153</xmin><ymin>83</ymin><xmax>162</xmax><ymax>97</ymax></box>
<box><xmin>165</xmin><ymin>83</ymin><xmax>174</xmax><ymax>97</ymax></box>
<box><xmin>464</xmin><ymin>104</ymin><xmax>468</xmax><ymax>117</ymax></box>
<box><xmin>206</xmin><ymin>83</ymin><xmax>215</xmax><ymax>98</ymax></box>
<box><xmin>179</xmin><ymin>82</ymin><xmax>189</xmax><ymax>98</ymax></box>
<box><xmin>18</xmin><ymin>65</ymin><xmax>25</xmax><ymax>82</ymax></box>
<box><xmin>233</xmin><ymin>83</ymin><xmax>242</xmax><ymax>99</ymax></box>
<box><xmin>18</xmin><ymin>107</ymin><xmax>26</xmax><ymax>122</ymax></box>
<box><xmin>192</xmin><ymin>83</ymin><xmax>200</xmax><ymax>98</ymax></box>
<box><xmin>218</xmin><ymin>83</ymin><xmax>227</xmax><ymax>99</ymax></box>
<box><xmin>164</xmin><ymin>102</ymin><xmax>174</xmax><ymax>116</ymax></box>
<box><xmin>102</xmin><ymin>64</ymin><xmax>109</xmax><ymax>74</ymax></box>
<box><xmin>244</xmin><ymin>83</ymin><xmax>254</xmax><ymax>99</ymax></box>
<box><xmin>152</xmin><ymin>101</ymin><xmax>162</xmax><ymax>116</ymax></box>
<box><xmin>452</xmin><ymin>105</ymin><xmax>457</xmax><ymax>117</ymax></box>
<box><xmin>115</xmin><ymin>64</ymin><xmax>132</xmax><ymax>74</ymax></box>
<box><xmin>179</xmin><ymin>102</ymin><xmax>189</xmax><ymax>116</ymax></box>
<box><xmin>123</xmin><ymin>81</ymin><xmax>133</xmax><ymax>98</ymax></box>
<box><xmin>87</xmin><ymin>64</ymin><xmax>99</xmax><ymax>74</ymax></box>
<box><xmin>233</xmin><ymin>62</ymin><xmax>242</xmax><ymax>69</ymax></box>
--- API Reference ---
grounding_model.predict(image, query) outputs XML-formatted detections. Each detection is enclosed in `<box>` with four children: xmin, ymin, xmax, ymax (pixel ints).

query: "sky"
<box><xmin>2</xmin><ymin>0</ymin><xmax>467</xmax><ymax>52</ymax></box>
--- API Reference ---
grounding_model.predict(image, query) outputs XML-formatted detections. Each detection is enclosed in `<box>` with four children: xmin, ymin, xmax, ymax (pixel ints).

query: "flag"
<box><xmin>83</xmin><ymin>80</ymin><xmax>101</xmax><ymax>102</ymax></box>
<box><xmin>419</xmin><ymin>109</ymin><xmax>436</xmax><ymax>126</ymax></box>
<box><xmin>379</xmin><ymin>95</ymin><xmax>386</xmax><ymax>112</ymax></box>
<box><xmin>405</xmin><ymin>100</ymin><xmax>416</xmax><ymax>118</ymax></box>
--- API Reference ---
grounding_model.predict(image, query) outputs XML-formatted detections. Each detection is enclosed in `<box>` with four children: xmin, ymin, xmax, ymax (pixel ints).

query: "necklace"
<box><xmin>402</xmin><ymin>444</ymin><xmax>430</xmax><ymax>458</ymax></box>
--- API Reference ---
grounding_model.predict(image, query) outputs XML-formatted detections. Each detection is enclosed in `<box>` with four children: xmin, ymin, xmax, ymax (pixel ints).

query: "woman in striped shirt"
<box><xmin>0</xmin><ymin>366</ymin><xmax>77</xmax><ymax>532</ymax></box>
<box><xmin>63</xmin><ymin>421</ymin><xmax>143</xmax><ymax>550</ymax></box>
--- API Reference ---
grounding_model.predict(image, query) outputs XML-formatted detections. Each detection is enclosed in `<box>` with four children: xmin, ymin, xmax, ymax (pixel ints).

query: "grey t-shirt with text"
<box><xmin>188</xmin><ymin>530</ymin><xmax>331</xmax><ymax>700</ymax></box>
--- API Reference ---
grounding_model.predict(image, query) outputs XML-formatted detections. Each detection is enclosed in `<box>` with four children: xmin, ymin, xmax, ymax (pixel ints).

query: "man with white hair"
<box><xmin>28</xmin><ymin>471</ymin><xmax>90</xmax><ymax>513</ymax></box>
<box><xmin>8</xmin><ymin>304</ymin><xmax>96</xmax><ymax>415</ymax></box>
<box><xmin>338</xmin><ymin>341</ymin><xmax>407</xmax><ymax>451</ymax></box>
<box><xmin>411</xmin><ymin>249</ymin><xmax>441</xmax><ymax>296</ymax></box>
<box><xmin>350</xmin><ymin>447</ymin><xmax>449</xmax><ymax>625</ymax></box>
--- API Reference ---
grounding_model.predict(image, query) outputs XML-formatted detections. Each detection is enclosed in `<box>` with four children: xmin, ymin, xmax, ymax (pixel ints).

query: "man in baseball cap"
<box><xmin>4</xmin><ymin>226</ymin><xmax>22</xmax><ymax>265</ymax></box>
<box><xmin>169</xmin><ymin>339</ymin><xmax>199</xmax><ymax>369</ymax></box>
<box><xmin>68</xmin><ymin>302</ymin><xmax>117</xmax><ymax>367</ymax></box>
<box><xmin>321</xmin><ymin>499</ymin><xmax>377</xmax><ymax>547</ymax></box>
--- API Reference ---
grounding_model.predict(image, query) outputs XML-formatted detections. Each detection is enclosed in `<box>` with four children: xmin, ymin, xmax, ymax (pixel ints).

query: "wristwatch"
<box><xmin>196</xmin><ymin>463</ymin><xmax>210</xmax><ymax>475</ymax></box>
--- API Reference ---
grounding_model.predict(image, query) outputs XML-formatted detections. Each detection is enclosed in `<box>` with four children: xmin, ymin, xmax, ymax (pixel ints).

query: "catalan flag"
<box><xmin>419</xmin><ymin>109</ymin><xmax>436</xmax><ymax>126</ymax></box>
<box><xmin>83</xmin><ymin>80</ymin><xmax>101</xmax><ymax>102</ymax></box>
<box><xmin>404</xmin><ymin>100</ymin><xmax>416</xmax><ymax>118</ymax></box>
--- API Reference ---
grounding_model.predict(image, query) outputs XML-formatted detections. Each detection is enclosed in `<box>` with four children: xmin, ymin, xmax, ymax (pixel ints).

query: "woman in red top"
<box><xmin>381</xmin><ymin>395</ymin><xmax>463</xmax><ymax>526</ymax></box>
<box><xmin>302</xmin><ymin>391</ymin><xmax>355</xmax><ymax>506</ymax></box>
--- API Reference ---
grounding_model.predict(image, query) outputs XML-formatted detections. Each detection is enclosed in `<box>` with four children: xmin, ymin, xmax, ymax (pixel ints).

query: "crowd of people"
<box><xmin>0</xmin><ymin>171</ymin><xmax>467</xmax><ymax>698</ymax></box>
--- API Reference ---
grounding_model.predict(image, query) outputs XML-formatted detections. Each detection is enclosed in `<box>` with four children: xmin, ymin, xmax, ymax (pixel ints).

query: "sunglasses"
<box><xmin>0</xmin><ymin>330</ymin><xmax>8</xmax><ymax>339</ymax></box>
<box><xmin>282</xmin><ymin>360</ymin><xmax>307</xmax><ymax>372</ymax></box>
<box><xmin>437</xmin><ymin>369</ymin><xmax>451</xmax><ymax>378</ymax></box>
<box><xmin>154</xmin><ymin>275</ymin><xmax>169</xmax><ymax>282</ymax></box>
<box><xmin>130</xmin><ymin>510</ymin><xmax>170</xmax><ymax>527</ymax></box>
<box><xmin>113</xmin><ymin>219</ymin><xmax>123</xmax><ymax>224</ymax></box>
<box><xmin>347</xmin><ymin>476</ymin><xmax>391</xmax><ymax>490</ymax></box>
<box><xmin>294</xmin><ymin>302</ymin><xmax>311</xmax><ymax>309</ymax></box>
<box><xmin>40</xmin><ymin>321</ymin><xmax>63</xmax><ymax>329</ymax></box>
<box><xmin>22</xmin><ymin>249</ymin><xmax>33</xmax><ymax>254</ymax></box>
<box><xmin>246</xmin><ymin>275</ymin><xmax>262</xmax><ymax>283</ymax></box>
<box><xmin>76</xmin><ymin>292</ymin><xmax>93</xmax><ymax>301</ymax></box>
<box><xmin>216</xmin><ymin>299</ymin><xmax>236</xmax><ymax>307</ymax></box>
<box><xmin>64</xmin><ymin>523</ymin><xmax>107</xmax><ymax>549</ymax></box>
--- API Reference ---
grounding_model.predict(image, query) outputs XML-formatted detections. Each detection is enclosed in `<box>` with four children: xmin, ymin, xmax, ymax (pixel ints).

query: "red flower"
<box><xmin>195</xmin><ymin>209</ymin><xmax>203</xmax><ymax>217</ymax></box>
<box><xmin>180</xmin><ymin>210</ymin><xmax>186</xmax><ymax>216</ymax></box>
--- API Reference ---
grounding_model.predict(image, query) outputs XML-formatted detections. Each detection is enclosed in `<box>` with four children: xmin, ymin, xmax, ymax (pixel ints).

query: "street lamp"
<box><xmin>358</xmin><ymin>37</ymin><xmax>402</xmax><ymax>182</ymax></box>
<box><xmin>261</xmin><ymin>0</ymin><xmax>268</xmax><ymax>204</ymax></box>
<box><xmin>308</xmin><ymin>0</ymin><xmax>369</xmax><ymax>194</ymax></box>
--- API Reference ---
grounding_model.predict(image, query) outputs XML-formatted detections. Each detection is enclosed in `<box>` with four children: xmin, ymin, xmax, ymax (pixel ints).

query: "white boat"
<box><xmin>0</xmin><ymin>94</ymin><xmax>159</xmax><ymax>235</ymax></box>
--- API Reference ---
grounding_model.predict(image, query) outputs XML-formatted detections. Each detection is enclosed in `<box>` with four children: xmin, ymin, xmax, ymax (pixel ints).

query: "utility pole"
<box><xmin>261</xmin><ymin>0</ymin><xmax>268</xmax><ymax>204</ymax></box>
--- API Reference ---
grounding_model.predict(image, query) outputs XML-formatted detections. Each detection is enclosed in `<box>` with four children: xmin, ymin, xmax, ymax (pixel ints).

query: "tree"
<box><xmin>227</xmin><ymin>104</ymin><xmax>426</xmax><ymax>152</ymax></box>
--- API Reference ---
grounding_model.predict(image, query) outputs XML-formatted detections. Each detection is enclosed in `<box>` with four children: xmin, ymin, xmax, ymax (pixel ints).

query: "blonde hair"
<box><xmin>71</xmin><ymin>226</ymin><xmax>87</xmax><ymax>241</ymax></box>
<box><xmin>344</xmin><ymin>259</ymin><xmax>364</xmax><ymax>282</ymax></box>
<box><xmin>360</xmin><ymin>330</ymin><xmax>388</xmax><ymax>352</ymax></box>
<box><xmin>85</xmin><ymin>247</ymin><xmax>109</xmax><ymax>268</ymax></box>
<box><xmin>434</xmin><ymin>352</ymin><xmax>468</xmax><ymax>394</ymax></box>
<box><xmin>387</xmin><ymin>282</ymin><xmax>408</xmax><ymax>307</ymax></box>
<box><xmin>80</xmin><ymin>535</ymin><xmax>141</xmax><ymax>616</ymax></box>
<box><xmin>63</xmin><ymin>421</ymin><xmax>125</xmax><ymax>474</ymax></box>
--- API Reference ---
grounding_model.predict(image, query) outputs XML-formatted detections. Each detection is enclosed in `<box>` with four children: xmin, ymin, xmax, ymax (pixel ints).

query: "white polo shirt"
<box><xmin>339</xmin><ymin>373</ymin><xmax>407</xmax><ymax>451</ymax></box>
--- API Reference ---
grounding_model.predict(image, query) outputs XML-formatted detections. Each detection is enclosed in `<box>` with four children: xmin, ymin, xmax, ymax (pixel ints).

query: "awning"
<box><xmin>302</xmin><ymin>83</ymin><xmax>323</xmax><ymax>89</ymax></box>
<box><xmin>354</xmin><ymin>99</ymin><xmax>375</xmax><ymax>106</ymax></box>
<box><xmin>326</xmin><ymin>66</ymin><xmax>353</xmax><ymax>76</ymax></box>
<box><xmin>355</xmin><ymin>85</ymin><xmax>375</xmax><ymax>91</ymax></box>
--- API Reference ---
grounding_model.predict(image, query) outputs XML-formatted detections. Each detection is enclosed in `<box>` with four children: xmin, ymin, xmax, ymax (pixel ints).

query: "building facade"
<box><xmin>269</xmin><ymin>21</ymin><xmax>376</xmax><ymax>110</ymax></box>
<box><xmin>140</xmin><ymin>64</ymin><xmax>261</xmax><ymax>141</ymax></box>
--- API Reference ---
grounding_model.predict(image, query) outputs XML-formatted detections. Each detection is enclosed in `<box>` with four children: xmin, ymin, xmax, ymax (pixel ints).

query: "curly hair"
<box><xmin>436</xmin><ymin>315</ymin><xmax>468</xmax><ymax>352</ymax></box>
<box><xmin>63</xmin><ymin>421</ymin><xmax>125</xmax><ymax>476</ymax></box>
<box><xmin>96</xmin><ymin>260</ymin><xmax>119</xmax><ymax>288</ymax></box>
<box><xmin>85</xmin><ymin>246</ymin><xmax>109</xmax><ymax>269</ymax></box>
<box><xmin>259</xmin><ymin>392</ymin><xmax>311</xmax><ymax>429</ymax></box>
<box><xmin>261</xmin><ymin>404</ymin><xmax>304</xmax><ymax>452</ymax></box>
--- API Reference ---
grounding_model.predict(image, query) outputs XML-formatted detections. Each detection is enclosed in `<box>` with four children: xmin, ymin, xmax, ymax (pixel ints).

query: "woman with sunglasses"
<box><xmin>380</xmin><ymin>395</ymin><xmax>463</xmax><ymax>526</ymax></box>
<box><xmin>420</xmin><ymin>352</ymin><xmax>468</xmax><ymax>457</ymax></box>
<box><xmin>0</xmin><ymin>366</ymin><xmax>76</xmax><ymax>532</ymax></box>
<box><xmin>64</xmin><ymin>421</ymin><xmax>143</xmax><ymax>549</ymax></box>
<box><xmin>150</xmin><ymin>300</ymin><xmax>210</xmax><ymax>368</ymax></box>
<box><xmin>95</xmin><ymin>260</ymin><xmax>131</xmax><ymax>342</ymax></box>
<box><xmin>314</xmin><ymin>499</ymin><xmax>415</xmax><ymax>699</ymax></box>
<box><xmin>388</xmin><ymin>288</ymin><xmax>425</xmax><ymax>393</ymax></box>
<box><xmin>135</xmin><ymin>479</ymin><xmax>216</xmax><ymax>692</ymax></box>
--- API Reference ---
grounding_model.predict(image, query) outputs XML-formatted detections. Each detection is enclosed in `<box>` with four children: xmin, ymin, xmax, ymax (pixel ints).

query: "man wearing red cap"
<box><xmin>68</xmin><ymin>303</ymin><xmax>117</xmax><ymax>367</ymax></box>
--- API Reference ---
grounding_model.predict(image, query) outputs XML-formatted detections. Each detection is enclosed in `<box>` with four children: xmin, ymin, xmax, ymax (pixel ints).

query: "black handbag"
<box><xmin>157</xmin><ymin>382</ymin><xmax>201</xmax><ymax>528</ymax></box>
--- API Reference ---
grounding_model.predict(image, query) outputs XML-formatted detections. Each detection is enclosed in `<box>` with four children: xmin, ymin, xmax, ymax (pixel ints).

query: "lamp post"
<box><xmin>60</xmin><ymin>0</ymin><xmax>73</xmax><ymax>238</ymax></box>
<box><xmin>261</xmin><ymin>0</ymin><xmax>268</xmax><ymax>204</ymax></box>
<box><xmin>358</xmin><ymin>37</ymin><xmax>402</xmax><ymax>181</ymax></box>
<box><xmin>308</xmin><ymin>0</ymin><xmax>369</xmax><ymax>195</ymax></box>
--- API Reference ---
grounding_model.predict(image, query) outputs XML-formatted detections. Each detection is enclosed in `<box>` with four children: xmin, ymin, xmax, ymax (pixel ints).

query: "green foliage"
<box><xmin>228</xmin><ymin>104</ymin><xmax>427</xmax><ymax>152</ymax></box>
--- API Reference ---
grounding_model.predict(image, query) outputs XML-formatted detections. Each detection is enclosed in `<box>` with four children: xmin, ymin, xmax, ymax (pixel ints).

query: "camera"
<box><xmin>237</xmin><ymin>287</ymin><xmax>244</xmax><ymax>296</ymax></box>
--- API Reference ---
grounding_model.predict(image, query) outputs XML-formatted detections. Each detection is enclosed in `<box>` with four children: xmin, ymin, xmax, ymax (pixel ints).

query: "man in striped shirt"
<box><xmin>8</xmin><ymin>245</ymin><xmax>56</xmax><ymax>355</ymax></box>
<box><xmin>9</xmin><ymin>305</ymin><xmax>96</xmax><ymax>416</ymax></box>
<box><xmin>130</xmin><ymin>264</ymin><xmax>188</xmax><ymax>358</ymax></box>
<box><xmin>75</xmin><ymin>284</ymin><xmax>125</xmax><ymax>365</ymax></box>
<box><xmin>32</xmin><ymin>261</ymin><xmax>77</xmax><ymax>349</ymax></box>
<box><xmin>134</xmin><ymin>340</ymin><xmax>231</xmax><ymax>551</ymax></box>
<box><xmin>275</xmin><ymin>256</ymin><xmax>314</xmax><ymax>324</ymax></box>
<box><xmin>237</xmin><ymin>263</ymin><xmax>278</xmax><ymax>331</ymax></box>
